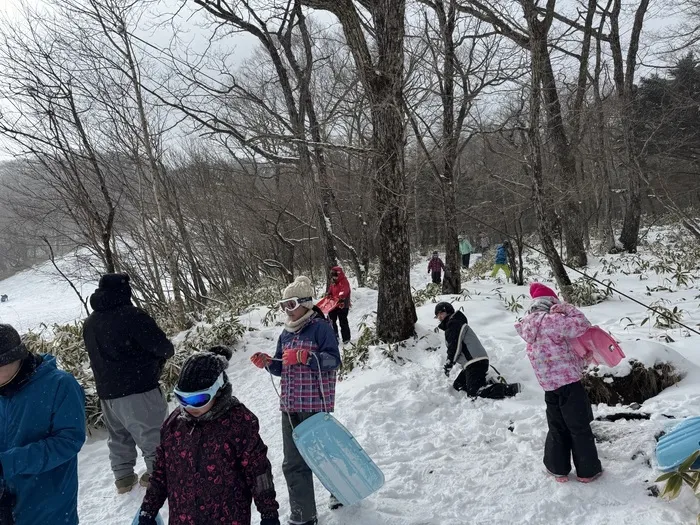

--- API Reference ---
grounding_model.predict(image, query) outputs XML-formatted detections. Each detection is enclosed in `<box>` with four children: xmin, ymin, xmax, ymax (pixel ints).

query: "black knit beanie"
<box><xmin>0</xmin><ymin>324</ymin><xmax>29</xmax><ymax>366</ymax></box>
<box><xmin>177</xmin><ymin>346</ymin><xmax>233</xmax><ymax>392</ymax></box>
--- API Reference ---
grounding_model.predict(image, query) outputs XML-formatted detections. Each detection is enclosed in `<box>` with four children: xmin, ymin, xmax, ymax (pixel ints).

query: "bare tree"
<box><xmin>298</xmin><ymin>0</ymin><xmax>417</xmax><ymax>342</ymax></box>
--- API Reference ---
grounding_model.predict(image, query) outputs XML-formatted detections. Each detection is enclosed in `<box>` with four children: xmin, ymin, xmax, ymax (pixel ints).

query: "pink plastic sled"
<box><xmin>316</xmin><ymin>296</ymin><xmax>339</xmax><ymax>315</ymax></box>
<box><xmin>569</xmin><ymin>326</ymin><xmax>625</xmax><ymax>367</ymax></box>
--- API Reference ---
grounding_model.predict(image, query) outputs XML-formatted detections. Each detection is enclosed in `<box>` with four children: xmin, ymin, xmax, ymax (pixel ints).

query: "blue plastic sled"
<box><xmin>656</xmin><ymin>416</ymin><xmax>700</xmax><ymax>472</ymax></box>
<box><xmin>293</xmin><ymin>412</ymin><xmax>384</xmax><ymax>507</ymax></box>
<box><xmin>131</xmin><ymin>511</ymin><xmax>164</xmax><ymax>525</ymax></box>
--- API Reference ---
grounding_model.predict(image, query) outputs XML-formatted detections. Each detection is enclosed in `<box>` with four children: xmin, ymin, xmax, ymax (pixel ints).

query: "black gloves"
<box><xmin>137</xmin><ymin>510</ymin><xmax>158</xmax><ymax>525</ymax></box>
<box><xmin>444</xmin><ymin>360</ymin><xmax>454</xmax><ymax>377</ymax></box>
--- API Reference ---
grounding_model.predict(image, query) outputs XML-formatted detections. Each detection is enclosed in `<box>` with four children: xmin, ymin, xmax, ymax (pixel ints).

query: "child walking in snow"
<box><xmin>428</xmin><ymin>251</ymin><xmax>445</xmax><ymax>284</ymax></box>
<box><xmin>251</xmin><ymin>276</ymin><xmax>342</xmax><ymax>525</ymax></box>
<box><xmin>515</xmin><ymin>283</ymin><xmax>602</xmax><ymax>483</ymax></box>
<box><xmin>137</xmin><ymin>346</ymin><xmax>280</xmax><ymax>525</ymax></box>
<box><xmin>490</xmin><ymin>240</ymin><xmax>511</xmax><ymax>279</ymax></box>
<box><xmin>327</xmin><ymin>266</ymin><xmax>352</xmax><ymax>344</ymax></box>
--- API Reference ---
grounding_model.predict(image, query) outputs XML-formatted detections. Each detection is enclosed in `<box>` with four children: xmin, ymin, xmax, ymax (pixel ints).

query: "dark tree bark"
<box><xmin>302</xmin><ymin>0</ymin><xmax>417</xmax><ymax>342</ymax></box>
<box><xmin>525</xmin><ymin>17</ymin><xmax>573</xmax><ymax>300</ymax></box>
<box><xmin>609</xmin><ymin>0</ymin><xmax>650</xmax><ymax>253</ymax></box>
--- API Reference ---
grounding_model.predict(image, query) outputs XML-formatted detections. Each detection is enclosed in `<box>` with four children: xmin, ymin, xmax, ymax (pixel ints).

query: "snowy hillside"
<box><xmin>1</xmin><ymin>238</ymin><xmax>700</xmax><ymax>524</ymax></box>
<box><xmin>0</xmin><ymin>255</ymin><xmax>97</xmax><ymax>332</ymax></box>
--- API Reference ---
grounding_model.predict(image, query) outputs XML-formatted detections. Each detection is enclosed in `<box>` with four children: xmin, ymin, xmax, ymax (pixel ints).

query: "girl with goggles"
<box><xmin>135</xmin><ymin>346</ymin><xmax>281</xmax><ymax>525</ymax></box>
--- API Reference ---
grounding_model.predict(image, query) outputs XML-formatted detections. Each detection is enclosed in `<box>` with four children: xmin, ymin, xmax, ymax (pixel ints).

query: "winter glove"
<box><xmin>260</xmin><ymin>518</ymin><xmax>281</xmax><ymax>525</ymax></box>
<box><xmin>137</xmin><ymin>511</ymin><xmax>157</xmax><ymax>525</ymax></box>
<box><xmin>337</xmin><ymin>299</ymin><xmax>346</xmax><ymax>309</ymax></box>
<box><xmin>251</xmin><ymin>353</ymin><xmax>272</xmax><ymax>368</ymax></box>
<box><xmin>282</xmin><ymin>349</ymin><xmax>310</xmax><ymax>366</ymax></box>
<box><xmin>443</xmin><ymin>360</ymin><xmax>454</xmax><ymax>377</ymax></box>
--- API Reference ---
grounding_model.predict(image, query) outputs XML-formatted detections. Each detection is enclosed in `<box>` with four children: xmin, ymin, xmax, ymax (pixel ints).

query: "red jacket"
<box><xmin>140</xmin><ymin>395</ymin><xmax>279</xmax><ymax>524</ymax></box>
<box><xmin>328</xmin><ymin>266</ymin><xmax>351</xmax><ymax>305</ymax></box>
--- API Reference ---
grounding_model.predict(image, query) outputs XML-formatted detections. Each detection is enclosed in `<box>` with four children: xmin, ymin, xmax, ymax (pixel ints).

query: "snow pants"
<box><xmin>431</xmin><ymin>271</ymin><xmax>442</xmax><ymax>284</ymax></box>
<box><xmin>453</xmin><ymin>360</ymin><xmax>514</xmax><ymax>399</ymax></box>
<box><xmin>461</xmin><ymin>253</ymin><xmax>471</xmax><ymax>268</ymax></box>
<box><xmin>282</xmin><ymin>412</ymin><xmax>319</xmax><ymax>524</ymax></box>
<box><xmin>491</xmin><ymin>263</ymin><xmax>511</xmax><ymax>278</ymax></box>
<box><xmin>329</xmin><ymin>305</ymin><xmax>351</xmax><ymax>343</ymax></box>
<box><xmin>544</xmin><ymin>381</ymin><xmax>602</xmax><ymax>478</ymax></box>
<box><xmin>101</xmin><ymin>387</ymin><xmax>168</xmax><ymax>481</ymax></box>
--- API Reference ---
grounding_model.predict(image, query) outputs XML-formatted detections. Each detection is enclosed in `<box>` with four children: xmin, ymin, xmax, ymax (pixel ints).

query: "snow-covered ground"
<box><xmin>2</xmin><ymin>240</ymin><xmax>700</xmax><ymax>524</ymax></box>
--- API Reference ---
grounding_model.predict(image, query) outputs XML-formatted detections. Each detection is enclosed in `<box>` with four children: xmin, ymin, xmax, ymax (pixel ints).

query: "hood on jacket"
<box><xmin>89</xmin><ymin>287</ymin><xmax>132</xmax><ymax>312</ymax></box>
<box><xmin>438</xmin><ymin>309</ymin><xmax>467</xmax><ymax>331</ymax></box>
<box><xmin>331</xmin><ymin>266</ymin><xmax>346</xmax><ymax>280</ymax></box>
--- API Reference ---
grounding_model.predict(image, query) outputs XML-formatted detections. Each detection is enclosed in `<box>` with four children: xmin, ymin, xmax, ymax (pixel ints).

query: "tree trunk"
<box><xmin>619</xmin><ymin>182</ymin><xmax>641</xmax><ymax>253</ymax></box>
<box><xmin>526</xmin><ymin>29</ymin><xmax>572</xmax><ymax>300</ymax></box>
<box><xmin>370</xmin><ymin>0</ymin><xmax>416</xmax><ymax>341</ymax></box>
<box><xmin>439</xmin><ymin>0</ymin><xmax>461</xmax><ymax>294</ymax></box>
<box><xmin>302</xmin><ymin>0</ymin><xmax>417</xmax><ymax>341</ymax></box>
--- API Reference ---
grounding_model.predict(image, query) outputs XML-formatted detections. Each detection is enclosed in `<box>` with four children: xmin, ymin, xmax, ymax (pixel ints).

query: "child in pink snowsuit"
<box><xmin>515</xmin><ymin>283</ymin><xmax>602</xmax><ymax>483</ymax></box>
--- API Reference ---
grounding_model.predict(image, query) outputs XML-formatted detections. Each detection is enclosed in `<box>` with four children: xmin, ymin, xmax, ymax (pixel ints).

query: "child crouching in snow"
<box><xmin>515</xmin><ymin>283</ymin><xmax>603</xmax><ymax>483</ymax></box>
<box><xmin>136</xmin><ymin>346</ymin><xmax>280</xmax><ymax>525</ymax></box>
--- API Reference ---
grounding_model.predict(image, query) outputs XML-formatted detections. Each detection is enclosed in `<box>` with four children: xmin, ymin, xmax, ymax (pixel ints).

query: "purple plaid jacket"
<box><xmin>269</xmin><ymin>313</ymin><xmax>341</xmax><ymax>413</ymax></box>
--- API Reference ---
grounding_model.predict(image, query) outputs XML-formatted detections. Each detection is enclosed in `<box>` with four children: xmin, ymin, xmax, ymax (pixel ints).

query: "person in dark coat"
<box><xmin>327</xmin><ymin>266</ymin><xmax>352</xmax><ymax>344</ymax></box>
<box><xmin>137</xmin><ymin>346</ymin><xmax>280</xmax><ymax>525</ymax></box>
<box><xmin>428</xmin><ymin>251</ymin><xmax>445</xmax><ymax>284</ymax></box>
<box><xmin>435</xmin><ymin>302</ymin><xmax>520</xmax><ymax>398</ymax></box>
<box><xmin>251</xmin><ymin>276</ymin><xmax>342</xmax><ymax>525</ymax></box>
<box><xmin>0</xmin><ymin>324</ymin><xmax>85</xmax><ymax>525</ymax></box>
<box><xmin>82</xmin><ymin>273</ymin><xmax>174</xmax><ymax>494</ymax></box>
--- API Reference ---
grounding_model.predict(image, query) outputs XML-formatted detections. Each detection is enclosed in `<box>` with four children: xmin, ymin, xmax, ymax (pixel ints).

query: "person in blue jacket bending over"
<box><xmin>0</xmin><ymin>324</ymin><xmax>86</xmax><ymax>525</ymax></box>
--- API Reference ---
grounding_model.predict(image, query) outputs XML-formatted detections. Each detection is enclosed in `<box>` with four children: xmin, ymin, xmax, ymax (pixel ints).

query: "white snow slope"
<box><xmin>2</xmin><ymin>240</ymin><xmax>700</xmax><ymax>525</ymax></box>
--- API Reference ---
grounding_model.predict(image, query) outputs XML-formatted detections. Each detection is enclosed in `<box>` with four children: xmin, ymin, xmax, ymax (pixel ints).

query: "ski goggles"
<box><xmin>173</xmin><ymin>372</ymin><xmax>225</xmax><ymax>408</ymax></box>
<box><xmin>277</xmin><ymin>297</ymin><xmax>312</xmax><ymax>312</ymax></box>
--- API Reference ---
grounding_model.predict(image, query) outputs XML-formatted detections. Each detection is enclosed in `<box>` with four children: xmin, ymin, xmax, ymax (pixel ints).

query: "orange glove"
<box><xmin>251</xmin><ymin>352</ymin><xmax>271</xmax><ymax>368</ymax></box>
<box><xmin>282</xmin><ymin>349</ymin><xmax>310</xmax><ymax>366</ymax></box>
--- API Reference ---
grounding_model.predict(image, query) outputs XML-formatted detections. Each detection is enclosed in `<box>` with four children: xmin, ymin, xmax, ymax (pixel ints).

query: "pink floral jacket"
<box><xmin>515</xmin><ymin>302</ymin><xmax>591</xmax><ymax>391</ymax></box>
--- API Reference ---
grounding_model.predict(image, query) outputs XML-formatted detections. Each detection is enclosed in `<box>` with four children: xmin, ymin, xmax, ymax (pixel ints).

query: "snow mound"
<box><xmin>597</xmin><ymin>340</ymin><xmax>696</xmax><ymax>378</ymax></box>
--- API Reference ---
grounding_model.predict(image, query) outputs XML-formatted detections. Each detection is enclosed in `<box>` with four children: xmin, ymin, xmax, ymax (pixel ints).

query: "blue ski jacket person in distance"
<box><xmin>495</xmin><ymin>244</ymin><xmax>508</xmax><ymax>264</ymax></box>
<box><xmin>0</xmin><ymin>354</ymin><xmax>86</xmax><ymax>525</ymax></box>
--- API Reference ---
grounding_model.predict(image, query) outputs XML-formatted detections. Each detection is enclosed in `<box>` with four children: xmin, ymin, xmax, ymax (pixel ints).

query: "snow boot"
<box><xmin>545</xmin><ymin>469</ymin><xmax>568</xmax><ymax>483</ymax></box>
<box><xmin>576</xmin><ymin>471</ymin><xmax>603</xmax><ymax>483</ymax></box>
<box><xmin>115</xmin><ymin>473</ymin><xmax>138</xmax><ymax>494</ymax></box>
<box><xmin>139</xmin><ymin>473</ymin><xmax>151</xmax><ymax>488</ymax></box>
<box><xmin>329</xmin><ymin>494</ymin><xmax>343</xmax><ymax>510</ymax></box>
<box><xmin>288</xmin><ymin>520</ymin><xmax>317</xmax><ymax>525</ymax></box>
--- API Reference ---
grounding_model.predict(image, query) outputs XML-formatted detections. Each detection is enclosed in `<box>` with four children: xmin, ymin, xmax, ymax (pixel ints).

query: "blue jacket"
<box><xmin>495</xmin><ymin>245</ymin><xmax>508</xmax><ymax>264</ymax></box>
<box><xmin>0</xmin><ymin>355</ymin><xmax>86</xmax><ymax>525</ymax></box>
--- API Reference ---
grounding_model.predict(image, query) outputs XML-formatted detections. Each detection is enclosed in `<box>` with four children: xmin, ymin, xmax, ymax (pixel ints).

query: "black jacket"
<box><xmin>83</xmin><ymin>288</ymin><xmax>174</xmax><ymax>400</ymax></box>
<box><xmin>438</xmin><ymin>310</ymin><xmax>488</xmax><ymax>366</ymax></box>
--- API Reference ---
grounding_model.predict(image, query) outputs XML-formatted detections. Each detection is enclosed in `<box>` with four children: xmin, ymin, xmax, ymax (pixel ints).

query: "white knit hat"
<box><xmin>282</xmin><ymin>276</ymin><xmax>315</xmax><ymax>309</ymax></box>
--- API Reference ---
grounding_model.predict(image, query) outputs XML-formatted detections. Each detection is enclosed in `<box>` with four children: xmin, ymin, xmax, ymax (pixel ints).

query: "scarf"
<box><xmin>284</xmin><ymin>308</ymin><xmax>315</xmax><ymax>333</ymax></box>
<box><xmin>179</xmin><ymin>382</ymin><xmax>238</xmax><ymax>423</ymax></box>
<box><xmin>528</xmin><ymin>296</ymin><xmax>559</xmax><ymax>314</ymax></box>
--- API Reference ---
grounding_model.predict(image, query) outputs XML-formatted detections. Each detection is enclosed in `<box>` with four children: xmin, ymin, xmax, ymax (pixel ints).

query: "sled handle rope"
<box><xmin>265</xmin><ymin>353</ymin><xmax>329</xmax><ymax>430</ymax></box>
<box><xmin>462</xmin><ymin>210</ymin><xmax>700</xmax><ymax>337</ymax></box>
